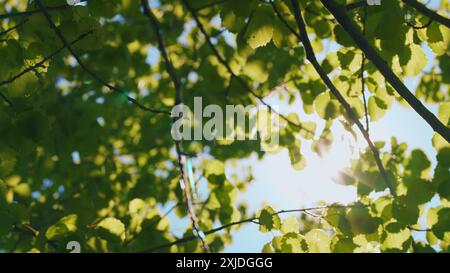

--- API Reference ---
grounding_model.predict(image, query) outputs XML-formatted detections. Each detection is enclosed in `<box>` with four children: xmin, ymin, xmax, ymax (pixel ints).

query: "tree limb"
<box><xmin>346</xmin><ymin>1</ymin><xmax>365</xmax><ymax>11</ymax></box>
<box><xmin>181</xmin><ymin>0</ymin><xmax>314</xmax><ymax>135</ymax></box>
<box><xmin>34</xmin><ymin>0</ymin><xmax>169</xmax><ymax>115</ymax></box>
<box><xmin>0</xmin><ymin>31</ymin><xmax>92</xmax><ymax>88</ymax></box>
<box><xmin>402</xmin><ymin>0</ymin><xmax>450</xmax><ymax>29</ymax></box>
<box><xmin>287</xmin><ymin>0</ymin><xmax>396</xmax><ymax>195</ymax></box>
<box><xmin>0</xmin><ymin>91</ymin><xmax>13</xmax><ymax>107</ymax></box>
<box><xmin>361</xmin><ymin>5</ymin><xmax>369</xmax><ymax>133</ymax></box>
<box><xmin>0</xmin><ymin>18</ymin><xmax>29</xmax><ymax>36</ymax></box>
<box><xmin>0</xmin><ymin>0</ymin><xmax>92</xmax><ymax>20</ymax></box>
<box><xmin>319</xmin><ymin>0</ymin><xmax>450</xmax><ymax>142</ymax></box>
<box><xmin>141</xmin><ymin>0</ymin><xmax>210</xmax><ymax>253</ymax></box>
<box><xmin>0</xmin><ymin>31</ymin><xmax>93</xmax><ymax>109</ymax></box>
<box><xmin>194</xmin><ymin>0</ymin><xmax>229</xmax><ymax>12</ymax></box>
<box><xmin>141</xmin><ymin>204</ymin><xmax>364</xmax><ymax>253</ymax></box>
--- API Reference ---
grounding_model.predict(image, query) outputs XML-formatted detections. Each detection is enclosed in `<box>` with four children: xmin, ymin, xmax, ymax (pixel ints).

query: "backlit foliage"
<box><xmin>0</xmin><ymin>0</ymin><xmax>449</xmax><ymax>253</ymax></box>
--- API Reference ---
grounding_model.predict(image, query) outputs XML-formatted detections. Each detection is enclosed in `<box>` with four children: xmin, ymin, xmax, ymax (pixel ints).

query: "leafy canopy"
<box><xmin>0</xmin><ymin>0</ymin><xmax>449</xmax><ymax>253</ymax></box>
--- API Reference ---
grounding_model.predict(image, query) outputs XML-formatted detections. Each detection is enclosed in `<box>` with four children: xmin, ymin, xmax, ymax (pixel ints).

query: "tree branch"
<box><xmin>360</xmin><ymin>5</ymin><xmax>369</xmax><ymax>133</ymax></box>
<box><xmin>402</xmin><ymin>0</ymin><xmax>450</xmax><ymax>28</ymax></box>
<box><xmin>141</xmin><ymin>0</ymin><xmax>210</xmax><ymax>253</ymax></box>
<box><xmin>34</xmin><ymin>0</ymin><xmax>169</xmax><ymax>115</ymax></box>
<box><xmin>0</xmin><ymin>31</ymin><xmax>92</xmax><ymax>88</ymax></box>
<box><xmin>319</xmin><ymin>0</ymin><xmax>450</xmax><ymax>142</ymax></box>
<box><xmin>407</xmin><ymin>225</ymin><xmax>432</xmax><ymax>232</ymax></box>
<box><xmin>141</xmin><ymin>204</ymin><xmax>364</xmax><ymax>253</ymax></box>
<box><xmin>0</xmin><ymin>91</ymin><xmax>13</xmax><ymax>107</ymax></box>
<box><xmin>287</xmin><ymin>0</ymin><xmax>396</xmax><ymax>195</ymax></box>
<box><xmin>0</xmin><ymin>0</ymin><xmax>91</xmax><ymax>20</ymax></box>
<box><xmin>0</xmin><ymin>18</ymin><xmax>29</xmax><ymax>36</ymax></box>
<box><xmin>346</xmin><ymin>1</ymin><xmax>365</xmax><ymax>11</ymax></box>
<box><xmin>181</xmin><ymin>0</ymin><xmax>314</xmax><ymax>135</ymax></box>
<box><xmin>194</xmin><ymin>0</ymin><xmax>229</xmax><ymax>12</ymax></box>
<box><xmin>406</xmin><ymin>17</ymin><xmax>433</xmax><ymax>30</ymax></box>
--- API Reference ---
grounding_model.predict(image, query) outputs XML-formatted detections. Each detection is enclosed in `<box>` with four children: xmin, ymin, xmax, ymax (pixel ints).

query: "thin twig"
<box><xmin>407</xmin><ymin>225</ymin><xmax>432</xmax><ymax>232</ymax></box>
<box><xmin>182</xmin><ymin>0</ymin><xmax>314</xmax><ymax>135</ymax></box>
<box><xmin>123</xmin><ymin>201</ymin><xmax>182</xmax><ymax>247</ymax></box>
<box><xmin>0</xmin><ymin>18</ymin><xmax>29</xmax><ymax>36</ymax></box>
<box><xmin>194</xmin><ymin>0</ymin><xmax>228</xmax><ymax>12</ymax></box>
<box><xmin>402</xmin><ymin>0</ymin><xmax>450</xmax><ymax>28</ymax></box>
<box><xmin>406</xmin><ymin>18</ymin><xmax>433</xmax><ymax>29</ymax></box>
<box><xmin>141</xmin><ymin>0</ymin><xmax>210</xmax><ymax>253</ymax></box>
<box><xmin>35</xmin><ymin>0</ymin><xmax>169</xmax><ymax>115</ymax></box>
<box><xmin>0</xmin><ymin>0</ymin><xmax>92</xmax><ymax>20</ymax></box>
<box><xmin>0</xmin><ymin>31</ymin><xmax>92</xmax><ymax>89</ymax></box>
<box><xmin>0</xmin><ymin>91</ymin><xmax>13</xmax><ymax>107</ymax></box>
<box><xmin>141</xmin><ymin>204</ymin><xmax>364</xmax><ymax>253</ymax></box>
<box><xmin>360</xmin><ymin>5</ymin><xmax>369</xmax><ymax>133</ymax></box>
<box><xmin>288</xmin><ymin>0</ymin><xmax>396</xmax><ymax>195</ymax></box>
<box><xmin>343</xmin><ymin>0</ymin><xmax>436</xmax><ymax>30</ymax></box>
<box><xmin>319</xmin><ymin>0</ymin><xmax>450</xmax><ymax>142</ymax></box>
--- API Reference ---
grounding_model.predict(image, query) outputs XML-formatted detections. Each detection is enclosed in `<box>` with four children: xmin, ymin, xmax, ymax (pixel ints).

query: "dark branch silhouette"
<box><xmin>141</xmin><ymin>204</ymin><xmax>364</xmax><ymax>252</ymax></box>
<box><xmin>0</xmin><ymin>31</ymin><xmax>92</xmax><ymax>88</ymax></box>
<box><xmin>34</xmin><ymin>0</ymin><xmax>169</xmax><ymax>115</ymax></box>
<box><xmin>0</xmin><ymin>0</ymin><xmax>92</xmax><ymax>20</ymax></box>
<box><xmin>406</xmin><ymin>18</ymin><xmax>433</xmax><ymax>30</ymax></box>
<box><xmin>182</xmin><ymin>0</ymin><xmax>315</xmax><ymax>135</ymax></box>
<box><xmin>194</xmin><ymin>0</ymin><xmax>229</xmax><ymax>12</ymax></box>
<box><xmin>319</xmin><ymin>0</ymin><xmax>450</xmax><ymax>142</ymax></box>
<box><xmin>275</xmin><ymin>0</ymin><xmax>395</xmax><ymax>195</ymax></box>
<box><xmin>402</xmin><ymin>0</ymin><xmax>450</xmax><ymax>28</ymax></box>
<box><xmin>0</xmin><ymin>31</ymin><xmax>93</xmax><ymax>108</ymax></box>
<box><xmin>360</xmin><ymin>5</ymin><xmax>370</xmax><ymax>133</ymax></box>
<box><xmin>141</xmin><ymin>0</ymin><xmax>210</xmax><ymax>253</ymax></box>
<box><xmin>0</xmin><ymin>18</ymin><xmax>29</xmax><ymax>36</ymax></box>
<box><xmin>0</xmin><ymin>91</ymin><xmax>13</xmax><ymax>107</ymax></box>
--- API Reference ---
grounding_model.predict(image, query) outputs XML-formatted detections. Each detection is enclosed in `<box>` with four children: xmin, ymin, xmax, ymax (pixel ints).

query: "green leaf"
<box><xmin>434</xmin><ymin>148</ymin><xmax>450</xmax><ymax>200</ymax></box>
<box><xmin>204</xmin><ymin>160</ymin><xmax>226</xmax><ymax>184</ymax></box>
<box><xmin>246</xmin><ymin>6</ymin><xmax>274</xmax><ymax>49</ymax></box>
<box><xmin>305</xmin><ymin>229</ymin><xmax>331</xmax><ymax>253</ymax></box>
<box><xmin>0</xmin><ymin>145</ymin><xmax>16</xmax><ymax>177</ymax></box>
<box><xmin>314</xmin><ymin>92</ymin><xmax>340</xmax><ymax>120</ymax></box>
<box><xmin>281</xmin><ymin>232</ymin><xmax>305</xmax><ymax>253</ymax></box>
<box><xmin>368</xmin><ymin>96</ymin><xmax>386</xmax><ymax>121</ymax></box>
<box><xmin>334</xmin><ymin>25</ymin><xmax>355</xmax><ymax>47</ymax></box>
<box><xmin>346</xmin><ymin>207</ymin><xmax>380</xmax><ymax>235</ymax></box>
<box><xmin>392</xmin><ymin>197</ymin><xmax>420</xmax><ymax>226</ymax></box>
<box><xmin>288</xmin><ymin>139</ymin><xmax>306</xmax><ymax>171</ymax></box>
<box><xmin>261</xmin><ymin>242</ymin><xmax>273</xmax><ymax>253</ymax></box>
<box><xmin>45</xmin><ymin>214</ymin><xmax>78</xmax><ymax>240</ymax></box>
<box><xmin>258</xmin><ymin>206</ymin><xmax>280</xmax><ymax>232</ymax></box>
<box><xmin>7</xmin><ymin>73</ymin><xmax>39</xmax><ymax>98</ymax></box>
<box><xmin>404</xmin><ymin>178</ymin><xmax>434</xmax><ymax>205</ymax></box>
<box><xmin>299</xmin><ymin>122</ymin><xmax>316</xmax><ymax>140</ymax></box>
<box><xmin>432</xmin><ymin>208</ymin><xmax>450</xmax><ymax>240</ymax></box>
<box><xmin>95</xmin><ymin>217</ymin><xmax>125</xmax><ymax>242</ymax></box>
<box><xmin>405</xmin><ymin>149</ymin><xmax>431</xmax><ymax>177</ymax></box>
<box><xmin>281</xmin><ymin>217</ymin><xmax>299</xmax><ymax>234</ymax></box>
<box><xmin>13</xmin><ymin>183</ymin><xmax>31</xmax><ymax>199</ymax></box>
<box><xmin>399</xmin><ymin>44</ymin><xmax>427</xmax><ymax>77</ymax></box>
<box><xmin>381</xmin><ymin>225</ymin><xmax>411</xmax><ymax>252</ymax></box>
<box><xmin>331</xmin><ymin>236</ymin><xmax>357</xmax><ymax>253</ymax></box>
<box><xmin>221</xmin><ymin>0</ymin><xmax>255</xmax><ymax>33</ymax></box>
<box><xmin>0</xmin><ymin>211</ymin><xmax>14</xmax><ymax>236</ymax></box>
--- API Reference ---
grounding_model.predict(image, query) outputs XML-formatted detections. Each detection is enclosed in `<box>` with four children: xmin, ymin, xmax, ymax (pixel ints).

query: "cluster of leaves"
<box><xmin>0</xmin><ymin>0</ymin><xmax>448</xmax><ymax>252</ymax></box>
